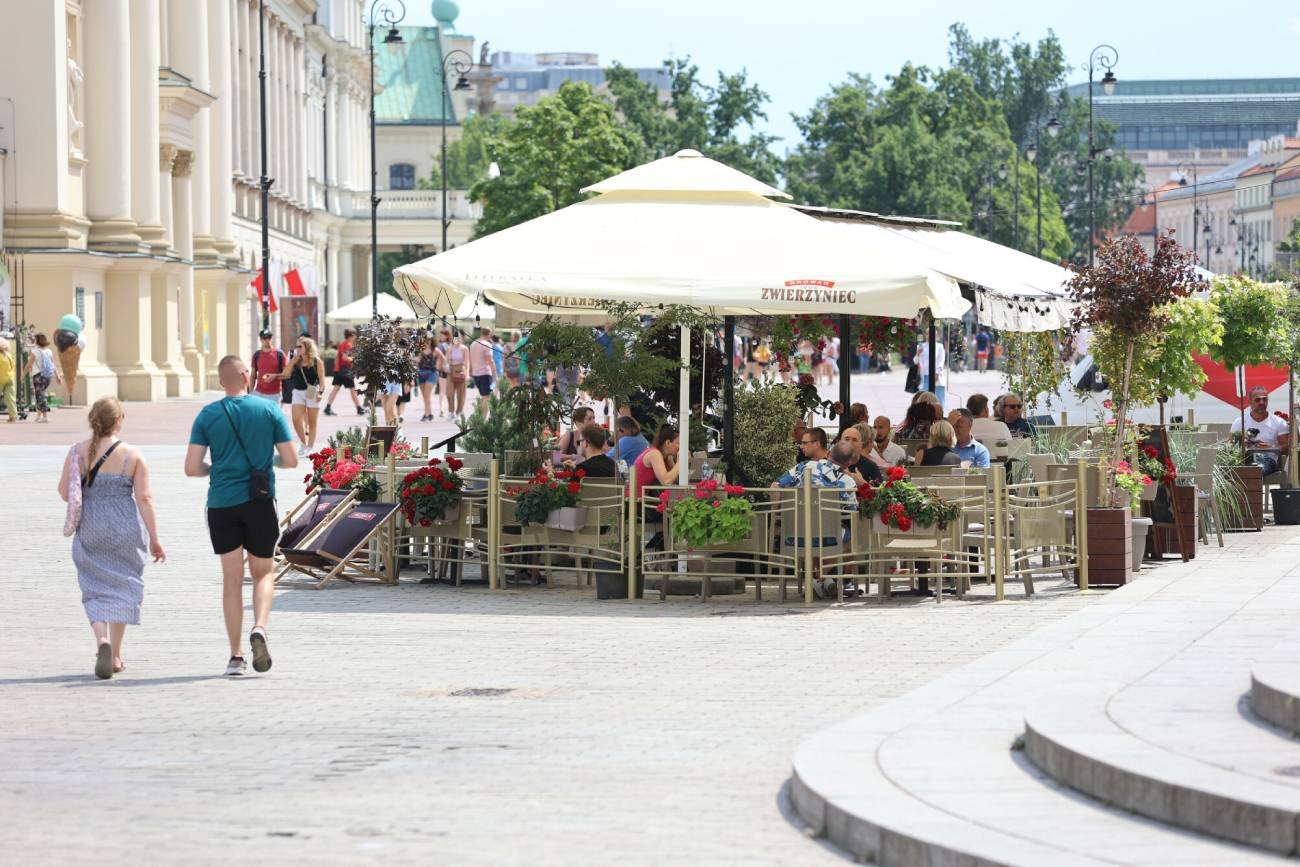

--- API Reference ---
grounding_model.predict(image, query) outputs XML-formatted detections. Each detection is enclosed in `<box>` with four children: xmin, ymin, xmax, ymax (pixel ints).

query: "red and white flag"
<box><xmin>284</xmin><ymin>268</ymin><xmax>307</xmax><ymax>297</ymax></box>
<box><xmin>250</xmin><ymin>270</ymin><xmax>277</xmax><ymax>313</ymax></box>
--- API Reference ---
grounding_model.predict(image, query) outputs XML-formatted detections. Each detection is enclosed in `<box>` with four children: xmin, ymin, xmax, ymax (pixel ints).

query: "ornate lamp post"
<box><xmin>1176</xmin><ymin>161</ymin><xmax>1201</xmax><ymax>262</ymax></box>
<box><xmin>1084</xmin><ymin>44</ymin><xmax>1118</xmax><ymax>266</ymax></box>
<box><xmin>438</xmin><ymin>50</ymin><xmax>473</xmax><ymax>254</ymax></box>
<box><xmin>1025</xmin><ymin>115</ymin><xmax>1061</xmax><ymax>258</ymax></box>
<box><xmin>366</xmin><ymin>1</ymin><xmax>406</xmax><ymax>319</ymax></box>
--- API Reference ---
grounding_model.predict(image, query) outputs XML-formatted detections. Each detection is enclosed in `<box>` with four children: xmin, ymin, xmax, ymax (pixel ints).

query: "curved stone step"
<box><xmin>1251</xmin><ymin>634</ymin><xmax>1300</xmax><ymax>737</ymax></box>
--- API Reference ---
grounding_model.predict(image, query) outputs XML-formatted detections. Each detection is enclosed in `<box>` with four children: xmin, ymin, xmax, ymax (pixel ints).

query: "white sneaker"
<box><xmin>225</xmin><ymin>656</ymin><xmax>247</xmax><ymax>676</ymax></box>
<box><xmin>812</xmin><ymin>578</ymin><xmax>828</xmax><ymax>599</ymax></box>
<box><xmin>297</xmin><ymin>443</ymin><xmax>307</xmax><ymax>456</ymax></box>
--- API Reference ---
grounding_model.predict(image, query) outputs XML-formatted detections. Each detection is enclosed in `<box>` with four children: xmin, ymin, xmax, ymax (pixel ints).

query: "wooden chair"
<box><xmin>1191</xmin><ymin>446</ymin><xmax>1225</xmax><ymax>548</ymax></box>
<box><xmin>279</xmin><ymin>501</ymin><xmax>401</xmax><ymax>589</ymax></box>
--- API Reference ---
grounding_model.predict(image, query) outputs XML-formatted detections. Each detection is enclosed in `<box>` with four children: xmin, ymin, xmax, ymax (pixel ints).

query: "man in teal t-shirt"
<box><xmin>186</xmin><ymin>355</ymin><xmax>297</xmax><ymax>677</ymax></box>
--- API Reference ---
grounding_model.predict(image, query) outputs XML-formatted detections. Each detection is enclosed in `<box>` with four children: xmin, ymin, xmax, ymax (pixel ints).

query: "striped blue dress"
<box><xmin>72</xmin><ymin>463</ymin><xmax>147</xmax><ymax>625</ymax></box>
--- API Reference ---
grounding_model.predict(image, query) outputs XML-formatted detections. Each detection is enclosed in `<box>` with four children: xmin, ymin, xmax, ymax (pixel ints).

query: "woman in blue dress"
<box><xmin>58</xmin><ymin>398</ymin><xmax>165</xmax><ymax>679</ymax></box>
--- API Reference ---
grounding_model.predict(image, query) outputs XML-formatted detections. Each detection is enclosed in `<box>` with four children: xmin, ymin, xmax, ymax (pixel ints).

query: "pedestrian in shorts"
<box><xmin>185</xmin><ymin>356</ymin><xmax>297</xmax><ymax>676</ymax></box>
<box><xmin>323</xmin><ymin>328</ymin><xmax>363</xmax><ymax>416</ymax></box>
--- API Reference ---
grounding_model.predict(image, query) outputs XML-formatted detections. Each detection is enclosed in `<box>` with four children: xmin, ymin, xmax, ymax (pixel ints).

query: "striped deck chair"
<box><xmin>279</xmin><ymin>501</ymin><xmax>401</xmax><ymax>589</ymax></box>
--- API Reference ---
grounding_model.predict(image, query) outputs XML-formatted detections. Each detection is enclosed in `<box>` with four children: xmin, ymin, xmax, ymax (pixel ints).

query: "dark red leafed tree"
<box><xmin>1068</xmin><ymin>230</ymin><xmax>1204</xmax><ymax>504</ymax></box>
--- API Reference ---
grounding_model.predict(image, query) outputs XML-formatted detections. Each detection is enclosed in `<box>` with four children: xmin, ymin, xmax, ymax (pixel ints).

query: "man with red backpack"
<box><xmin>250</xmin><ymin>329</ymin><xmax>286</xmax><ymax>402</ymax></box>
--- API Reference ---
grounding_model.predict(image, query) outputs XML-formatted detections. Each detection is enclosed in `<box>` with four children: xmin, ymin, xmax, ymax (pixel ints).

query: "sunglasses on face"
<box><xmin>1005</xmin><ymin>403</ymin><xmax>1023</xmax><ymax>409</ymax></box>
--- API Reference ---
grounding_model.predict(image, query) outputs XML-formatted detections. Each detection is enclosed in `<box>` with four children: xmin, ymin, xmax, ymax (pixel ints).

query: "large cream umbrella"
<box><xmin>394</xmin><ymin>150</ymin><xmax>965</xmax><ymax>323</ymax></box>
<box><xmin>325</xmin><ymin>293</ymin><xmax>418</xmax><ymax>326</ymax></box>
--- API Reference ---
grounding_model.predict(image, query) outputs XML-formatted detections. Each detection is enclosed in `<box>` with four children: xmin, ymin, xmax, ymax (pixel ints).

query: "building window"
<box><xmin>389</xmin><ymin>163</ymin><xmax>415</xmax><ymax>190</ymax></box>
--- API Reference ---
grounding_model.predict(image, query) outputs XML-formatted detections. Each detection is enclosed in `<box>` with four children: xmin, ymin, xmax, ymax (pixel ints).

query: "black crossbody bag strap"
<box><xmin>82</xmin><ymin>441</ymin><xmax>122</xmax><ymax>489</ymax></box>
<box><xmin>220</xmin><ymin>399</ymin><xmax>274</xmax><ymax>501</ymax></box>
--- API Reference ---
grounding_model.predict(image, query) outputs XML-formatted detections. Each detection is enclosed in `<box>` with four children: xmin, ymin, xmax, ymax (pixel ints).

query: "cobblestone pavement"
<box><xmin>0</xmin><ymin>444</ymin><xmax>1095</xmax><ymax>866</ymax></box>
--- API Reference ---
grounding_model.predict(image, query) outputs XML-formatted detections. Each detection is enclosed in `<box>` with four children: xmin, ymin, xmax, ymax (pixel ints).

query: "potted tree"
<box><xmin>349</xmin><ymin>315</ymin><xmax>418</xmax><ymax>426</ymax></box>
<box><xmin>1209</xmin><ymin>275</ymin><xmax>1289</xmax><ymax>529</ymax></box>
<box><xmin>1068</xmin><ymin>232</ymin><xmax>1204</xmax><ymax>582</ymax></box>
<box><xmin>1270</xmin><ymin>290</ymin><xmax>1300</xmax><ymax>524</ymax></box>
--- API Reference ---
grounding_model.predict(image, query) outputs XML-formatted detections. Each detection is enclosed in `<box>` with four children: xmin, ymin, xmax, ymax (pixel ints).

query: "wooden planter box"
<box><xmin>1084</xmin><ymin>507</ymin><xmax>1132</xmax><ymax>587</ymax></box>
<box><xmin>1151</xmin><ymin>484</ymin><xmax>1197</xmax><ymax>559</ymax></box>
<box><xmin>1225</xmin><ymin>465</ymin><xmax>1264</xmax><ymax>531</ymax></box>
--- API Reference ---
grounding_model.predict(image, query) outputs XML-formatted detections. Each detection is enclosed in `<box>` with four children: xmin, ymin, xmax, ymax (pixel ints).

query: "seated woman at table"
<box><xmin>633</xmin><ymin>424</ymin><xmax>680</xmax><ymax>489</ymax></box>
<box><xmin>897</xmin><ymin>397</ymin><xmax>940</xmax><ymax>440</ymax></box>
<box><xmin>572</xmin><ymin>424</ymin><xmax>616</xmax><ymax>478</ymax></box>
<box><xmin>915</xmin><ymin>419</ymin><xmax>962</xmax><ymax>467</ymax></box>
<box><xmin>834</xmin><ymin>424</ymin><xmax>882</xmax><ymax>485</ymax></box>
<box><xmin>556</xmin><ymin>406</ymin><xmax>595</xmax><ymax>457</ymax></box>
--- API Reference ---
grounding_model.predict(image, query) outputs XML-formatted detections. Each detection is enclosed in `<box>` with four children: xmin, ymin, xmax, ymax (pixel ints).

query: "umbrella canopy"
<box><xmin>794</xmin><ymin>206</ymin><xmax>1075</xmax><ymax>332</ymax></box>
<box><xmin>393</xmin><ymin>149</ymin><xmax>965</xmax><ymax>324</ymax></box>
<box><xmin>325</xmin><ymin>293</ymin><xmax>418</xmax><ymax>326</ymax></box>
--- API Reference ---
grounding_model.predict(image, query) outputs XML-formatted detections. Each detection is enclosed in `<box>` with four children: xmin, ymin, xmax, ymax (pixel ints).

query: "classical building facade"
<box><xmin>0</xmin><ymin>0</ymin><xmax>480</xmax><ymax>404</ymax></box>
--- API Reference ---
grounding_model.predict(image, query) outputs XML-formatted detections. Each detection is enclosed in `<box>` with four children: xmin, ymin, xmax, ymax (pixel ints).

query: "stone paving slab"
<box><xmin>0</xmin><ymin>445</ymin><xmax>1090</xmax><ymax>865</ymax></box>
<box><xmin>791</xmin><ymin>524</ymin><xmax>1299</xmax><ymax>866</ymax></box>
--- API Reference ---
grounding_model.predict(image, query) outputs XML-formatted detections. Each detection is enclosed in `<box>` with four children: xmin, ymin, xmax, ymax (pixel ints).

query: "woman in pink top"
<box><xmin>633</xmin><ymin>424</ymin><xmax>680</xmax><ymax>490</ymax></box>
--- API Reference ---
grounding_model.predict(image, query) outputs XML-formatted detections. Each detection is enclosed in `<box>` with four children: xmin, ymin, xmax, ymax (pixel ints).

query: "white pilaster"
<box><xmin>130</xmin><ymin>0</ymin><xmax>165</xmax><ymax>251</ymax></box>
<box><xmin>83</xmin><ymin>0</ymin><xmax>139</xmax><ymax>250</ymax></box>
<box><xmin>208</xmin><ymin>0</ymin><xmax>235</xmax><ymax>254</ymax></box>
<box><xmin>159</xmin><ymin>144</ymin><xmax>176</xmax><ymax>252</ymax></box>
<box><xmin>172</xmin><ymin>150</ymin><xmax>204</xmax><ymax>390</ymax></box>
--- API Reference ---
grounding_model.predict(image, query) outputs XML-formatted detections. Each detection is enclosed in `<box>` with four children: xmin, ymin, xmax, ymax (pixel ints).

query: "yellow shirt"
<box><xmin>0</xmin><ymin>351</ymin><xmax>14</xmax><ymax>386</ymax></box>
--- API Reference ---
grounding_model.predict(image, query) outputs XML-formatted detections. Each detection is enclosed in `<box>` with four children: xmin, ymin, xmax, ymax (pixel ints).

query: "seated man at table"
<box><xmin>1000</xmin><ymin>393</ymin><xmax>1037</xmax><ymax>438</ymax></box>
<box><xmin>968</xmin><ymin>393</ymin><xmax>1011</xmax><ymax>442</ymax></box>
<box><xmin>865</xmin><ymin>416</ymin><xmax>908</xmax><ymax>468</ymax></box>
<box><xmin>1230</xmin><ymin>385</ymin><xmax>1290</xmax><ymax>475</ymax></box>
<box><xmin>948</xmin><ymin>408</ymin><xmax>991</xmax><ymax>468</ymax></box>
<box><xmin>835</xmin><ymin>424</ymin><xmax>882</xmax><ymax>485</ymax></box>
<box><xmin>571</xmin><ymin>423</ymin><xmax>617</xmax><ymax>478</ymax></box>
<box><xmin>772</xmin><ymin>442</ymin><xmax>859</xmax><ymax>598</ymax></box>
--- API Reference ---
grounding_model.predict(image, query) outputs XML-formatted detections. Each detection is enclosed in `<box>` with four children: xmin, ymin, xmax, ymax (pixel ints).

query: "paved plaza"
<box><xmin>0</xmin><ymin>438</ymin><xmax>1096</xmax><ymax>865</ymax></box>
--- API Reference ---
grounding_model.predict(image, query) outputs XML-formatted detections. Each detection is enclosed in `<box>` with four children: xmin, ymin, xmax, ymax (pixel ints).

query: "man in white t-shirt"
<box><xmin>1230</xmin><ymin>385</ymin><xmax>1291</xmax><ymax>475</ymax></box>
<box><xmin>865</xmin><ymin>415</ymin><xmax>908</xmax><ymax>468</ymax></box>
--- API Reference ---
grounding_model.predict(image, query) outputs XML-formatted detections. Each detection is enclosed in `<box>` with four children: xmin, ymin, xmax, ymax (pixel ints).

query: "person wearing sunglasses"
<box><xmin>1230</xmin><ymin>386</ymin><xmax>1289</xmax><ymax>475</ymax></box>
<box><xmin>1000</xmin><ymin>393</ymin><xmax>1036</xmax><ymax>438</ymax></box>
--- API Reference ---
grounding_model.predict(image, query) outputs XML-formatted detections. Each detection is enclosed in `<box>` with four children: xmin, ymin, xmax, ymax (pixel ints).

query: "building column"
<box><xmin>83</xmin><ymin>0</ymin><xmax>140</xmax><ymax>251</ymax></box>
<box><xmin>172</xmin><ymin>150</ymin><xmax>205</xmax><ymax>391</ymax></box>
<box><xmin>201</xmin><ymin>269</ymin><xmax>230</xmax><ymax>390</ymax></box>
<box><xmin>105</xmin><ymin>260</ymin><xmax>166</xmax><ymax>400</ymax></box>
<box><xmin>208</xmin><ymin>0</ymin><xmax>235</xmax><ymax>258</ymax></box>
<box><xmin>170</xmin><ymin>0</ymin><xmax>216</xmax><ymax>261</ymax></box>
<box><xmin>159</xmin><ymin>144</ymin><xmax>176</xmax><ymax>253</ymax></box>
<box><xmin>129</xmin><ymin>0</ymin><xmax>165</xmax><ymax>252</ymax></box>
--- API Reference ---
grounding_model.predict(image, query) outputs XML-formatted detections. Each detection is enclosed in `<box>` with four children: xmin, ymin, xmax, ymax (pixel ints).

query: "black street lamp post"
<box><xmin>1084</xmin><ymin>44</ymin><xmax>1118</xmax><ymax>267</ymax></box>
<box><xmin>438</xmin><ymin>50</ymin><xmax>473</xmax><ymax>255</ymax></box>
<box><xmin>257</xmin><ymin>0</ymin><xmax>272</xmax><ymax>332</ymax></box>
<box><xmin>366</xmin><ymin>1</ymin><xmax>406</xmax><ymax>320</ymax></box>
<box><xmin>1026</xmin><ymin>115</ymin><xmax>1062</xmax><ymax>259</ymax></box>
<box><xmin>1177</xmin><ymin>161</ymin><xmax>1200</xmax><ymax>262</ymax></box>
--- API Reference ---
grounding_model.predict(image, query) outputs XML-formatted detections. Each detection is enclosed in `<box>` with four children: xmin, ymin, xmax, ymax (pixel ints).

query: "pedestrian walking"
<box><xmin>271</xmin><ymin>336</ymin><xmax>325</xmax><ymax>455</ymax></box>
<box><xmin>250</xmin><ymin>329</ymin><xmax>288</xmax><ymax>403</ymax></box>
<box><xmin>416</xmin><ymin>333</ymin><xmax>445</xmax><ymax>421</ymax></box>
<box><xmin>185</xmin><ymin>355</ymin><xmax>297</xmax><ymax>676</ymax></box>
<box><xmin>0</xmin><ymin>338</ymin><xmax>17</xmax><ymax>422</ymax></box>
<box><xmin>444</xmin><ymin>331</ymin><xmax>468</xmax><ymax>417</ymax></box>
<box><xmin>469</xmin><ymin>326</ymin><xmax>495</xmax><ymax>415</ymax></box>
<box><xmin>23</xmin><ymin>332</ymin><xmax>61</xmax><ymax>422</ymax></box>
<box><xmin>58</xmin><ymin>398</ymin><xmax>165</xmax><ymax>679</ymax></box>
<box><xmin>322</xmin><ymin>328</ymin><xmax>363</xmax><ymax>417</ymax></box>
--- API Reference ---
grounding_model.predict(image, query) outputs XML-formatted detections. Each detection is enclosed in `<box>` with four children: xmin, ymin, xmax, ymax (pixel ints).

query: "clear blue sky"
<box><xmin>403</xmin><ymin>0</ymin><xmax>1300</xmax><ymax>149</ymax></box>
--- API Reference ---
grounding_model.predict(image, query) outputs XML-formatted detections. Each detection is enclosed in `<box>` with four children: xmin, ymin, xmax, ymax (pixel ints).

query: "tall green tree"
<box><xmin>467</xmin><ymin>82</ymin><xmax>639</xmax><ymax>238</ymax></box>
<box><xmin>946</xmin><ymin>23</ymin><xmax>1144</xmax><ymax>261</ymax></box>
<box><xmin>421</xmin><ymin>113</ymin><xmax>510</xmax><ymax>189</ymax></box>
<box><xmin>605</xmin><ymin>58</ymin><xmax>782</xmax><ymax>184</ymax></box>
<box><xmin>785</xmin><ymin>61</ymin><xmax>1072</xmax><ymax>261</ymax></box>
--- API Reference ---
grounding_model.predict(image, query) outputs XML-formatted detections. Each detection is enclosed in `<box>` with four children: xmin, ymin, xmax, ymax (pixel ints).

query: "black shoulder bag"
<box><xmin>220</xmin><ymin>400</ymin><xmax>274</xmax><ymax>502</ymax></box>
<box><xmin>83</xmin><ymin>441</ymin><xmax>123</xmax><ymax>489</ymax></box>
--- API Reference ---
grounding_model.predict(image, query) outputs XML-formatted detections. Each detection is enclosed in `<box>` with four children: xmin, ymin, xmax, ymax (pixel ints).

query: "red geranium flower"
<box><xmin>886</xmin><ymin>466</ymin><xmax>907</xmax><ymax>482</ymax></box>
<box><xmin>896</xmin><ymin>515</ymin><xmax>913</xmax><ymax>532</ymax></box>
<box><xmin>445</xmin><ymin>456</ymin><xmax>464</xmax><ymax>471</ymax></box>
<box><xmin>567</xmin><ymin>482</ymin><xmax>581</xmax><ymax>494</ymax></box>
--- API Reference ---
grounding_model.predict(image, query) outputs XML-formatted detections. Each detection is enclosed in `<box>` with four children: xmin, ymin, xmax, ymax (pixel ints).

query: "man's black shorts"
<box><xmin>333</xmin><ymin>367</ymin><xmax>356</xmax><ymax>389</ymax></box>
<box><xmin>207</xmin><ymin>499</ymin><xmax>279</xmax><ymax>559</ymax></box>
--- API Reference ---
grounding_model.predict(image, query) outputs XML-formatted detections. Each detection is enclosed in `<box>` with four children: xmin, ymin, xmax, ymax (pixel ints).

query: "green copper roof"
<box><xmin>373</xmin><ymin>25</ymin><xmax>458</xmax><ymax>126</ymax></box>
<box><xmin>1066</xmin><ymin>78</ymin><xmax>1300</xmax><ymax>98</ymax></box>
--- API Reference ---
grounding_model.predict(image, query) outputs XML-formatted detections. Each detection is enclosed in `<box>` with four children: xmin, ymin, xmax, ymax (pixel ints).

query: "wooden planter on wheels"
<box><xmin>1225</xmin><ymin>465</ymin><xmax>1264</xmax><ymax>531</ymax></box>
<box><xmin>1083</xmin><ymin>507</ymin><xmax>1132</xmax><ymax>587</ymax></box>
